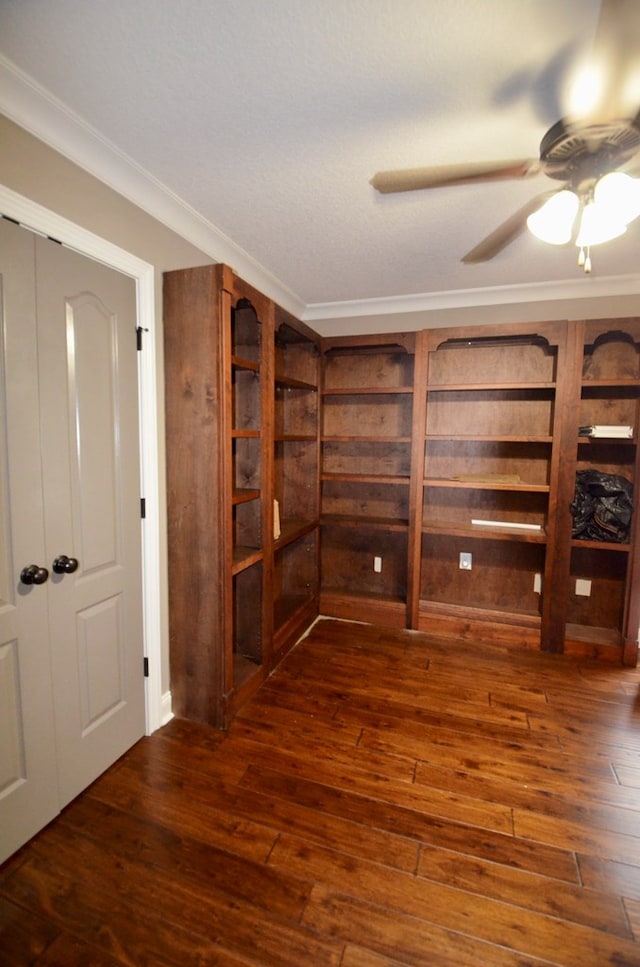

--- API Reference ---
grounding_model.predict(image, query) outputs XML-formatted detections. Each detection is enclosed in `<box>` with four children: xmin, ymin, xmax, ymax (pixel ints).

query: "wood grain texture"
<box><xmin>3</xmin><ymin>616</ymin><xmax>640</xmax><ymax>965</ymax></box>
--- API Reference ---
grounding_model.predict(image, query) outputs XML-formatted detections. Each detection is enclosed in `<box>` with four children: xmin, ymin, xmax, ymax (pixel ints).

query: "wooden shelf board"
<box><xmin>274</xmin><ymin>434</ymin><xmax>317</xmax><ymax>443</ymax></box>
<box><xmin>322</xmin><ymin>340</ymin><xmax>414</xmax><ymax>356</ymax></box>
<box><xmin>320</xmin><ymin>589</ymin><xmax>407</xmax><ymax>627</ymax></box>
<box><xmin>232</xmin><ymin>487</ymin><xmax>260</xmax><ymax>505</ymax></box>
<box><xmin>321</xmin><ymin>513</ymin><xmax>409</xmax><ymax>532</ymax></box>
<box><xmin>322</xmin><ymin>472</ymin><xmax>410</xmax><ymax>485</ymax></box>
<box><xmin>423</xmin><ymin>477</ymin><xmax>549</xmax><ymax>492</ymax></box>
<box><xmin>274</xmin><ymin>518</ymin><xmax>318</xmax><ymax>550</ymax></box>
<box><xmin>422</xmin><ymin>519</ymin><xmax>547</xmax><ymax>543</ymax></box>
<box><xmin>581</xmin><ymin>378</ymin><xmax>640</xmax><ymax>387</ymax></box>
<box><xmin>426</xmin><ymin>434</ymin><xmax>553</xmax><ymax>443</ymax></box>
<box><xmin>577</xmin><ymin>436</ymin><xmax>636</xmax><ymax>445</ymax></box>
<box><xmin>323</xmin><ymin>435</ymin><xmax>412</xmax><ymax>443</ymax></box>
<box><xmin>322</xmin><ymin>386</ymin><xmax>413</xmax><ymax>396</ymax></box>
<box><xmin>321</xmin><ymin>589</ymin><xmax>406</xmax><ymax>604</ymax></box>
<box><xmin>571</xmin><ymin>538</ymin><xmax>631</xmax><ymax>553</ymax></box>
<box><xmin>565</xmin><ymin>623</ymin><xmax>622</xmax><ymax>648</ymax></box>
<box><xmin>275</xmin><ymin>375</ymin><xmax>317</xmax><ymax>390</ymax></box>
<box><xmin>232</xmin><ymin>355</ymin><xmax>259</xmax><ymax>372</ymax></box>
<box><xmin>232</xmin><ymin>546</ymin><xmax>262</xmax><ymax>575</ymax></box>
<box><xmin>426</xmin><ymin>381</ymin><xmax>556</xmax><ymax>392</ymax></box>
<box><xmin>419</xmin><ymin>598</ymin><xmax>541</xmax><ymax>629</ymax></box>
<box><xmin>232</xmin><ymin>428</ymin><xmax>260</xmax><ymax>438</ymax></box>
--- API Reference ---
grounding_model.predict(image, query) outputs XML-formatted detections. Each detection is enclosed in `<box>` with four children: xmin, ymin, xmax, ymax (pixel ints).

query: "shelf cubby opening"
<box><xmin>232</xmin><ymin>299</ymin><xmax>261</xmax><ymax>365</ymax></box>
<box><xmin>274</xmin><ymin>384</ymin><xmax>317</xmax><ymax>437</ymax></box>
<box><xmin>323</xmin><ymin>393</ymin><xmax>413</xmax><ymax>437</ymax></box>
<box><xmin>323</xmin><ymin>439</ymin><xmax>411</xmax><ymax>478</ymax></box>
<box><xmin>427</xmin><ymin>334</ymin><xmax>558</xmax><ymax>385</ymax></box>
<box><xmin>232</xmin><ymin>367</ymin><xmax>261</xmax><ymax>431</ymax></box>
<box><xmin>274</xmin><ymin>438</ymin><xmax>318</xmax><ymax>524</ymax></box>
<box><xmin>233</xmin><ymin>436</ymin><xmax>261</xmax><ymax>491</ymax></box>
<box><xmin>422</xmin><ymin>486</ymin><xmax>548</xmax><ymax>531</ymax></box>
<box><xmin>425</xmin><ymin>388</ymin><xmax>556</xmax><ymax>438</ymax></box>
<box><xmin>323</xmin><ymin>347</ymin><xmax>414</xmax><ymax>392</ymax></box>
<box><xmin>576</xmin><ymin>442</ymin><xmax>636</xmax><ymax>479</ymax></box>
<box><xmin>420</xmin><ymin>533</ymin><xmax>545</xmax><ymax>620</ymax></box>
<box><xmin>321</xmin><ymin>478</ymin><xmax>409</xmax><ymax>524</ymax></box>
<box><xmin>273</xmin><ymin>531</ymin><xmax>318</xmax><ymax>633</ymax></box>
<box><xmin>424</xmin><ymin>438</ymin><xmax>552</xmax><ymax>488</ymax></box>
<box><xmin>582</xmin><ymin>328</ymin><xmax>640</xmax><ymax>382</ymax></box>
<box><xmin>275</xmin><ymin>320</ymin><xmax>319</xmax><ymax>386</ymax></box>
<box><xmin>567</xmin><ymin>545</ymin><xmax>628</xmax><ymax>642</ymax></box>
<box><xmin>321</xmin><ymin>524</ymin><xmax>408</xmax><ymax>601</ymax></box>
<box><xmin>232</xmin><ymin>495</ymin><xmax>262</xmax><ymax>553</ymax></box>
<box><xmin>579</xmin><ymin>385</ymin><xmax>639</xmax><ymax>432</ymax></box>
<box><xmin>233</xmin><ymin>562</ymin><xmax>263</xmax><ymax>669</ymax></box>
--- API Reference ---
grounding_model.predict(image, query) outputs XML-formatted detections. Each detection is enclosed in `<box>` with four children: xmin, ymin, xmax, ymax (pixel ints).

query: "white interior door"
<box><xmin>0</xmin><ymin>219</ymin><xmax>60</xmax><ymax>859</ymax></box>
<box><xmin>0</xmin><ymin>218</ymin><xmax>146</xmax><ymax>861</ymax></box>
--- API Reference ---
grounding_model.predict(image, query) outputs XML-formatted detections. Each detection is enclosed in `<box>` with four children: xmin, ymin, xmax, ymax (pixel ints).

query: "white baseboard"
<box><xmin>160</xmin><ymin>690</ymin><xmax>174</xmax><ymax>728</ymax></box>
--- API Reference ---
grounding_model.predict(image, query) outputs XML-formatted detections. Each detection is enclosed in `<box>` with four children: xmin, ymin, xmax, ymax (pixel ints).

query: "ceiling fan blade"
<box><xmin>571</xmin><ymin>0</ymin><xmax>640</xmax><ymax>123</ymax></box>
<box><xmin>461</xmin><ymin>192</ymin><xmax>557</xmax><ymax>264</ymax></box>
<box><xmin>370</xmin><ymin>159</ymin><xmax>540</xmax><ymax>194</ymax></box>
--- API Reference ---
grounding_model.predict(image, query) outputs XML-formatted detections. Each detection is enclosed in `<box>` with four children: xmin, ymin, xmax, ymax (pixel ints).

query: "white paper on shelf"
<box><xmin>581</xmin><ymin>425</ymin><xmax>633</xmax><ymax>438</ymax></box>
<box><xmin>471</xmin><ymin>519</ymin><xmax>542</xmax><ymax>531</ymax></box>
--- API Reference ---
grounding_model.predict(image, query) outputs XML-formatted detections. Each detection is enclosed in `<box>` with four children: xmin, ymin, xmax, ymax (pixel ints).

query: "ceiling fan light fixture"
<box><xmin>593</xmin><ymin>171</ymin><xmax>640</xmax><ymax>225</ymax></box>
<box><xmin>527</xmin><ymin>190</ymin><xmax>579</xmax><ymax>244</ymax></box>
<box><xmin>575</xmin><ymin>199</ymin><xmax>627</xmax><ymax>247</ymax></box>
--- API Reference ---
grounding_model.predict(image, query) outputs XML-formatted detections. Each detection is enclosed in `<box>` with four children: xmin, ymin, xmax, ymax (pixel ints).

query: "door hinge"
<box><xmin>136</xmin><ymin>326</ymin><xmax>148</xmax><ymax>351</ymax></box>
<box><xmin>143</xmin><ymin>656</ymin><xmax>149</xmax><ymax>678</ymax></box>
<box><xmin>140</xmin><ymin>497</ymin><xmax>146</xmax><ymax>519</ymax></box>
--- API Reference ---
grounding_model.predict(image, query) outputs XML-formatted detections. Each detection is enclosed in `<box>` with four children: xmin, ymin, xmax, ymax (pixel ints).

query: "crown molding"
<box><xmin>0</xmin><ymin>55</ymin><xmax>306</xmax><ymax>318</ymax></box>
<box><xmin>303</xmin><ymin>272</ymin><xmax>640</xmax><ymax>322</ymax></box>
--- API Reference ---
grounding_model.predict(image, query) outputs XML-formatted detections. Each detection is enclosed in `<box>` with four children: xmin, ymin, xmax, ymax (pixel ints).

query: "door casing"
<box><xmin>0</xmin><ymin>183</ymin><xmax>167</xmax><ymax>735</ymax></box>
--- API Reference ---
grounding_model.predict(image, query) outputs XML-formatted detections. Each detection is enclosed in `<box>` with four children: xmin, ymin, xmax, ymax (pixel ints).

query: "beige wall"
<box><xmin>0</xmin><ymin>114</ymin><xmax>215</xmax><ymax>700</ymax></box>
<box><xmin>312</xmin><ymin>293</ymin><xmax>640</xmax><ymax>338</ymax></box>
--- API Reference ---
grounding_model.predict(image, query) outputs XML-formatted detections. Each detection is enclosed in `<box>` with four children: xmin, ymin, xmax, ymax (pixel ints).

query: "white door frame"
<box><xmin>0</xmin><ymin>184</ymin><xmax>166</xmax><ymax>735</ymax></box>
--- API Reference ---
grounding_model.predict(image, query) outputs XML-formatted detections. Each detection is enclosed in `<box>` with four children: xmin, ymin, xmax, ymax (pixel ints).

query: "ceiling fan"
<box><xmin>371</xmin><ymin>0</ymin><xmax>640</xmax><ymax>269</ymax></box>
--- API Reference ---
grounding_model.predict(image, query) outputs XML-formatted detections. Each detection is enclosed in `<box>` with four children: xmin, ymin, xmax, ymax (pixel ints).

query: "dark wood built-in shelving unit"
<box><xmin>164</xmin><ymin>265</ymin><xmax>320</xmax><ymax>727</ymax></box>
<box><xmin>164</xmin><ymin>267</ymin><xmax>640</xmax><ymax>728</ymax></box>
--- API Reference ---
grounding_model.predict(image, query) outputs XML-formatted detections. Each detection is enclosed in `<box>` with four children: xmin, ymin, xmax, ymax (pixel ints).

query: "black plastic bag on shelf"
<box><xmin>570</xmin><ymin>470</ymin><xmax>633</xmax><ymax>542</ymax></box>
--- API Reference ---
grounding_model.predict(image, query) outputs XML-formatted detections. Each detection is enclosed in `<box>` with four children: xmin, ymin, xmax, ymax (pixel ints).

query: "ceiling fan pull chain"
<box><xmin>577</xmin><ymin>245</ymin><xmax>593</xmax><ymax>272</ymax></box>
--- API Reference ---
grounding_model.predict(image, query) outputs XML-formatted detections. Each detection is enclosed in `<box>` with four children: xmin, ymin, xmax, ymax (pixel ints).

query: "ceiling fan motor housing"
<box><xmin>539</xmin><ymin>117</ymin><xmax>640</xmax><ymax>190</ymax></box>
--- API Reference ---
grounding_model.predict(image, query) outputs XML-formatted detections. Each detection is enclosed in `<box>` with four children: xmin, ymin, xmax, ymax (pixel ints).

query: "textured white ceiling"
<box><xmin>1</xmin><ymin>0</ymin><xmax>639</xmax><ymax>326</ymax></box>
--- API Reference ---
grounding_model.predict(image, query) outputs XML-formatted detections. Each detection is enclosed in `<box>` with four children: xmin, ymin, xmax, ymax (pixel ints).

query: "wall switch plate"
<box><xmin>575</xmin><ymin>578</ymin><xmax>592</xmax><ymax>596</ymax></box>
<box><xmin>373</xmin><ymin>556</ymin><xmax>382</xmax><ymax>573</ymax></box>
<box><xmin>459</xmin><ymin>552</ymin><xmax>472</xmax><ymax>570</ymax></box>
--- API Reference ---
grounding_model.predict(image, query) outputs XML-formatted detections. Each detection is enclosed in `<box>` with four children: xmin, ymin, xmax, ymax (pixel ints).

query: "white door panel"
<box><xmin>0</xmin><ymin>218</ymin><xmax>59</xmax><ymax>860</ymax></box>
<box><xmin>0</xmin><ymin>219</ymin><xmax>145</xmax><ymax>860</ymax></box>
<box><xmin>35</xmin><ymin>236</ymin><xmax>145</xmax><ymax>807</ymax></box>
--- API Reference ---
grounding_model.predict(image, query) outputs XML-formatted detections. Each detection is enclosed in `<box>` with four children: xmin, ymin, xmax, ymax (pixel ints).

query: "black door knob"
<box><xmin>20</xmin><ymin>565</ymin><xmax>49</xmax><ymax>585</ymax></box>
<box><xmin>52</xmin><ymin>555</ymin><xmax>79</xmax><ymax>574</ymax></box>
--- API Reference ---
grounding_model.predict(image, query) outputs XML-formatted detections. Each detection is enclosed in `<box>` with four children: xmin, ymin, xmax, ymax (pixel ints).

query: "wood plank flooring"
<box><xmin>4</xmin><ymin>617</ymin><xmax>640</xmax><ymax>965</ymax></box>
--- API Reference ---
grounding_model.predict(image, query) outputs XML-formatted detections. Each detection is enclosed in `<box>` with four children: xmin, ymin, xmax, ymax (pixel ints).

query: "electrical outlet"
<box><xmin>373</xmin><ymin>556</ymin><xmax>382</xmax><ymax>573</ymax></box>
<box><xmin>575</xmin><ymin>578</ymin><xmax>591</xmax><ymax>596</ymax></box>
<box><xmin>459</xmin><ymin>552</ymin><xmax>472</xmax><ymax>570</ymax></box>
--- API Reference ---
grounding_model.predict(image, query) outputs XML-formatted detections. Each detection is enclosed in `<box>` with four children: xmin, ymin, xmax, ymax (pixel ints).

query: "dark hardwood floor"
<box><xmin>4</xmin><ymin>617</ymin><xmax>640</xmax><ymax>965</ymax></box>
